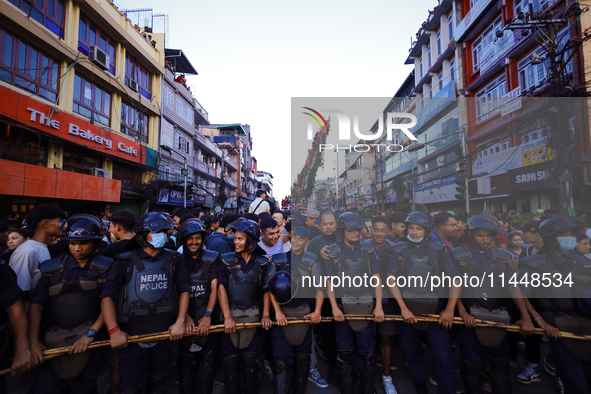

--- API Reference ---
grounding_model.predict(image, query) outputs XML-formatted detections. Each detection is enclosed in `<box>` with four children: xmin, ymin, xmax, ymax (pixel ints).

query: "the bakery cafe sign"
<box><xmin>27</xmin><ymin>108</ymin><xmax>139</xmax><ymax>158</ymax></box>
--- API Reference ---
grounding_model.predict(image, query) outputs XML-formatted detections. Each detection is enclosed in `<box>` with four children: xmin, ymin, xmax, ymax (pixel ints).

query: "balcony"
<box><xmin>194</xmin><ymin>99</ymin><xmax>208</xmax><ymax>121</ymax></box>
<box><xmin>225</xmin><ymin>175</ymin><xmax>237</xmax><ymax>188</ymax></box>
<box><xmin>192</xmin><ymin>157</ymin><xmax>217</xmax><ymax>178</ymax></box>
<box><xmin>194</xmin><ymin>132</ymin><xmax>224</xmax><ymax>159</ymax></box>
<box><xmin>224</xmin><ymin>155</ymin><xmax>238</xmax><ymax>171</ymax></box>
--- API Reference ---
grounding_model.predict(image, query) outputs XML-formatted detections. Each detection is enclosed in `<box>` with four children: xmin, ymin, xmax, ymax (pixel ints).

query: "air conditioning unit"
<box><xmin>89</xmin><ymin>46</ymin><xmax>110</xmax><ymax>70</ymax></box>
<box><xmin>127</xmin><ymin>79</ymin><xmax>138</xmax><ymax>92</ymax></box>
<box><xmin>93</xmin><ymin>168</ymin><xmax>109</xmax><ymax>178</ymax></box>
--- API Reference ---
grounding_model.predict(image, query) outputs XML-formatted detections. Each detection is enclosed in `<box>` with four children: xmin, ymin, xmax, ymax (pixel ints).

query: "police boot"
<box><xmin>273</xmin><ymin>359</ymin><xmax>289</xmax><ymax>394</ymax></box>
<box><xmin>242</xmin><ymin>351</ymin><xmax>260</xmax><ymax>394</ymax></box>
<box><xmin>223</xmin><ymin>355</ymin><xmax>242</xmax><ymax>394</ymax></box>
<box><xmin>177</xmin><ymin>351</ymin><xmax>196</xmax><ymax>394</ymax></box>
<box><xmin>293</xmin><ymin>353</ymin><xmax>311</xmax><ymax>394</ymax></box>
<box><xmin>147</xmin><ymin>374</ymin><xmax>168</xmax><ymax>394</ymax></box>
<box><xmin>489</xmin><ymin>362</ymin><xmax>511</xmax><ymax>394</ymax></box>
<box><xmin>461</xmin><ymin>360</ymin><xmax>483</xmax><ymax>394</ymax></box>
<box><xmin>413</xmin><ymin>381</ymin><xmax>428</xmax><ymax>394</ymax></box>
<box><xmin>362</xmin><ymin>351</ymin><xmax>376</xmax><ymax>394</ymax></box>
<box><xmin>337</xmin><ymin>350</ymin><xmax>355</xmax><ymax>394</ymax></box>
<box><xmin>196</xmin><ymin>349</ymin><xmax>216</xmax><ymax>394</ymax></box>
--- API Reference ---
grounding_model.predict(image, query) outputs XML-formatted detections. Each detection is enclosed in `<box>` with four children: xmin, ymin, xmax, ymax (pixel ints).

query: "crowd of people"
<box><xmin>0</xmin><ymin>196</ymin><xmax>590</xmax><ymax>394</ymax></box>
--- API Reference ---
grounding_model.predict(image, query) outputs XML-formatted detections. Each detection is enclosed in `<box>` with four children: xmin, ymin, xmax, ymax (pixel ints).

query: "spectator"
<box><xmin>430</xmin><ymin>212</ymin><xmax>457</xmax><ymax>249</ymax></box>
<box><xmin>249</xmin><ymin>190</ymin><xmax>271</xmax><ymax>215</ymax></box>
<box><xmin>257</xmin><ymin>218</ymin><xmax>283</xmax><ymax>257</ymax></box>
<box><xmin>301</xmin><ymin>208</ymin><xmax>321</xmax><ymax>239</ymax></box>
<box><xmin>9</xmin><ymin>205</ymin><xmax>66</xmax><ymax>297</ymax></box>
<box><xmin>172</xmin><ymin>207</ymin><xmax>191</xmax><ymax>227</ymax></box>
<box><xmin>190</xmin><ymin>207</ymin><xmax>205</xmax><ymax>219</ymax></box>
<box><xmin>507</xmin><ymin>232</ymin><xmax>523</xmax><ymax>263</ymax></box>
<box><xmin>104</xmin><ymin>209</ymin><xmax>137</xmax><ymax>258</ymax></box>
<box><xmin>1</xmin><ymin>229</ymin><xmax>32</xmax><ymax>263</ymax></box>
<box><xmin>205</xmin><ymin>213</ymin><xmax>238</xmax><ymax>254</ymax></box>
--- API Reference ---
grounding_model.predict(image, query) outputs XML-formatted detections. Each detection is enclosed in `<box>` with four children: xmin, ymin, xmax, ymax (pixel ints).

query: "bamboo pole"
<box><xmin>1</xmin><ymin>313</ymin><xmax>589</xmax><ymax>376</ymax></box>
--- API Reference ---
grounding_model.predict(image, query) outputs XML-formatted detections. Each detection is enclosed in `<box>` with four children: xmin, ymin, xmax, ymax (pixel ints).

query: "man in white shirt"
<box><xmin>258</xmin><ymin>217</ymin><xmax>283</xmax><ymax>257</ymax></box>
<box><xmin>249</xmin><ymin>190</ymin><xmax>271</xmax><ymax>215</ymax></box>
<box><xmin>9</xmin><ymin>205</ymin><xmax>65</xmax><ymax>296</ymax></box>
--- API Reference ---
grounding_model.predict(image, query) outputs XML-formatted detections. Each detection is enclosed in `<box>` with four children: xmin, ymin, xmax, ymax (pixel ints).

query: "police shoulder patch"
<box><xmin>202</xmin><ymin>250</ymin><xmax>219</xmax><ymax>265</ymax></box>
<box><xmin>221</xmin><ymin>252</ymin><xmax>238</xmax><ymax>266</ymax></box>
<box><xmin>90</xmin><ymin>255</ymin><xmax>114</xmax><ymax>273</ymax></box>
<box><xmin>520</xmin><ymin>254</ymin><xmax>547</xmax><ymax>269</ymax></box>
<box><xmin>302</xmin><ymin>252</ymin><xmax>318</xmax><ymax>266</ymax></box>
<box><xmin>451</xmin><ymin>246</ymin><xmax>472</xmax><ymax>262</ymax></box>
<box><xmin>428</xmin><ymin>240</ymin><xmax>444</xmax><ymax>251</ymax></box>
<box><xmin>270</xmin><ymin>253</ymin><xmax>287</xmax><ymax>265</ymax></box>
<box><xmin>391</xmin><ymin>241</ymin><xmax>408</xmax><ymax>254</ymax></box>
<box><xmin>361</xmin><ymin>240</ymin><xmax>374</xmax><ymax>253</ymax></box>
<box><xmin>40</xmin><ymin>257</ymin><xmax>65</xmax><ymax>276</ymax></box>
<box><xmin>255</xmin><ymin>255</ymin><xmax>270</xmax><ymax>266</ymax></box>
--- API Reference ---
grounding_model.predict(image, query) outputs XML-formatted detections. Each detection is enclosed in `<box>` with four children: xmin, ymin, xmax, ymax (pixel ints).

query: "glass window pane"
<box><xmin>51</xmin><ymin>62</ymin><xmax>58</xmax><ymax>90</ymax></box>
<box><xmin>18</xmin><ymin>42</ymin><xmax>26</xmax><ymax>74</ymax></box>
<box><xmin>57</xmin><ymin>0</ymin><xmax>63</xmax><ymax>24</ymax></box>
<box><xmin>94</xmin><ymin>86</ymin><xmax>102</xmax><ymax>112</ymax></box>
<box><xmin>108</xmin><ymin>43</ymin><xmax>115</xmax><ymax>63</ymax></box>
<box><xmin>42</xmin><ymin>55</ymin><xmax>48</xmax><ymax>85</ymax></box>
<box><xmin>99</xmin><ymin>32</ymin><xmax>106</xmax><ymax>51</ymax></box>
<box><xmin>37</xmin><ymin>0</ymin><xmax>42</xmax><ymax>9</ymax></box>
<box><xmin>74</xmin><ymin>74</ymin><xmax>81</xmax><ymax>102</ymax></box>
<box><xmin>30</xmin><ymin>49</ymin><xmax>37</xmax><ymax>79</ymax></box>
<box><xmin>79</xmin><ymin>16</ymin><xmax>87</xmax><ymax>42</ymax></box>
<box><xmin>48</xmin><ymin>0</ymin><xmax>54</xmax><ymax>17</ymax></box>
<box><xmin>104</xmin><ymin>92</ymin><xmax>110</xmax><ymax>116</ymax></box>
<box><xmin>4</xmin><ymin>33</ymin><xmax>13</xmax><ymax>67</ymax></box>
<box><xmin>83</xmin><ymin>83</ymin><xmax>91</xmax><ymax>107</ymax></box>
<box><xmin>89</xmin><ymin>23</ymin><xmax>96</xmax><ymax>46</ymax></box>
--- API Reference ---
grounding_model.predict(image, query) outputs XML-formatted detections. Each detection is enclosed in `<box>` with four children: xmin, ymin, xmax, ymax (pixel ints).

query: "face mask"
<box><xmin>148</xmin><ymin>232</ymin><xmax>167</xmax><ymax>249</ymax></box>
<box><xmin>407</xmin><ymin>234</ymin><xmax>424</xmax><ymax>243</ymax></box>
<box><xmin>556</xmin><ymin>236</ymin><xmax>577</xmax><ymax>252</ymax></box>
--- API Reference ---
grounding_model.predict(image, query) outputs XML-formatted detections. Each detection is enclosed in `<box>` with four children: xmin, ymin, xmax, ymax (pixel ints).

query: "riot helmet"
<box><xmin>539</xmin><ymin>216</ymin><xmax>577</xmax><ymax>252</ymax></box>
<box><xmin>178</xmin><ymin>218</ymin><xmax>207</xmax><ymax>255</ymax></box>
<box><xmin>404</xmin><ymin>211</ymin><xmax>432</xmax><ymax>233</ymax></box>
<box><xmin>268</xmin><ymin>271</ymin><xmax>296</xmax><ymax>305</ymax></box>
<box><xmin>466</xmin><ymin>215</ymin><xmax>500</xmax><ymax>234</ymax></box>
<box><xmin>227</xmin><ymin>218</ymin><xmax>260</xmax><ymax>252</ymax></box>
<box><xmin>61</xmin><ymin>214</ymin><xmax>104</xmax><ymax>241</ymax></box>
<box><xmin>134</xmin><ymin>212</ymin><xmax>176</xmax><ymax>249</ymax></box>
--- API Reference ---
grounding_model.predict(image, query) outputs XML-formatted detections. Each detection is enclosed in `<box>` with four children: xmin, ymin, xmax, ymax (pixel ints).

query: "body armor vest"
<box><xmin>393</xmin><ymin>241</ymin><xmax>442</xmax><ymax>331</ymax></box>
<box><xmin>41</xmin><ymin>255</ymin><xmax>113</xmax><ymax>329</ymax></box>
<box><xmin>40</xmin><ymin>254</ymin><xmax>112</xmax><ymax>379</ymax></box>
<box><xmin>116</xmin><ymin>250</ymin><xmax>178</xmax><ymax>335</ymax></box>
<box><xmin>187</xmin><ymin>250</ymin><xmax>218</xmax><ymax>321</ymax></box>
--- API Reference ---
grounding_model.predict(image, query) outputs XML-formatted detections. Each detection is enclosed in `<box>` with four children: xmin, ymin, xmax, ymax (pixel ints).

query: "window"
<box><xmin>419</xmin><ymin>57</ymin><xmax>424</xmax><ymax>77</ymax></box>
<box><xmin>62</xmin><ymin>148</ymin><xmax>102</xmax><ymax>174</ymax></box>
<box><xmin>0</xmin><ymin>28</ymin><xmax>59</xmax><ymax>102</ymax></box>
<box><xmin>472</xmin><ymin>37</ymin><xmax>482</xmax><ymax>72</ymax></box>
<box><xmin>162</xmin><ymin>83</ymin><xmax>175</xmax><ymax>108</ymax></box>
<box><xmin>475</xmin><ymin>75</ymin><xmax>507</xmax><ymax>122</ymax></box>
<box><xmin>427</xmin><ymin>45</ymin><xmax>432</xmax><ymax>68</ymax></box>
<box><xmin>450</xmin><ymin>58</ymin><xmax>456</xmax><ymax>83</ymax></box>
<box><xmin>0</xmin><ymin>124</ymin><xmax>48</xmax><ymax>167</ymax></box>
<box><xmin>472</xmin><ymin>17</ymin><xmax>502</xmax><ymax>73</ymax></box>
<box><xmin>176</xmin><ymin>96</ymin><xmax>194</xmax><ymax>127</ymax></box>
<box><xmin>438</xmin><ymin>74</ymin><xmax>443</xmax><ymax>91</ymax></box>
<box><xmin>78</xmin><ymin>13</ymin><xmax>116</xmax><ymax>74</ymax></box>
<box><xmin>518</xmin><ymin>50</ymin><xmax>548</xmax><ymax>91</ymax></box>
<box><xmin>126</xmin><ymin>54</ymin><xmax>152</xmax><ymax>99</ymax></box>
<box><xmin>448</xmin><ymin>12</ymin><xmax>454</xmax><ymax>43</ymax></box>
<box><xmin>73</xmin><ymin>74</ymin><xmax>111</xmax><ymax>126</ymax></box>
<box><xmin>437</xmin><ymin>31</ymin><xmax>442</xmax><ymax>56</ymax></box>
<box><xmin>428</xmin><ymin>83</ymin><xmax>433</xmax><ymax>98</ymax></box>
<box><xmin>7</xmin><ymin>0</ymin><xmax>64</xmax><ymax>38</ymax></box>
<box><xmin>120</xmin><ymin>102</ymin><xmax>147</xmax><ymax>143</ymax></box>
<box><xmin>178</xmin><ymin>134</ymin><xmax>191</xmax><ymax>154</ymax></box>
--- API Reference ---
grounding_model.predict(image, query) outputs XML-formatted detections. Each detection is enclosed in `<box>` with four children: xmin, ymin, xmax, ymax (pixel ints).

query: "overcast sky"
<box><xmin>118</xmin><ymin>0</ymin><xmax>436</xmax><ymax>199</ymax></box>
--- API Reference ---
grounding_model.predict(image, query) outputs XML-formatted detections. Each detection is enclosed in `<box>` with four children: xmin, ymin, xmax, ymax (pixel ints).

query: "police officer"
<box><xmin>325</xmin><ymin>213</ymin><xmax>384</xmax><ymax>394</ymax></box>
<box><xmin>451</xmin><ymin>215</ymin><xmax>534</xmax><ymax>394</ymax></box>
<box><xmin>28</xmin><ymin>214</ymin><xmax>112</xmax><ymax>394</ymax></box>
<box><xmin>100</xmin><ymin>212</ymin><xmax>190</xmax><ymax>394</ymax></box>
<box><xmin>0</xmin><ymin>261</ymin><xmax>32</xmax><ymax>393</ymax></box>
<box><xmin>176</xmin><ymin>218</ymin><xmax>219</xmax><ymax>394</ymax></box>
<box><xmin>217</xmin><ymin>218</ymin><xmax>271</xmax><ymax>394</ymax></box>
<box><xmin>387</xmin><ymin>211</ymin><xmax>459</xmax><ymax>394</ymax></box>
<box><xmin>267</xmin><ymin>226</ymin><xmax>324</xmax><ymax>394</ymax></box>
<box><xmin>519</xmin><ymin>216</ymin><xmax>591</xmax><ymax>394</ymax></box>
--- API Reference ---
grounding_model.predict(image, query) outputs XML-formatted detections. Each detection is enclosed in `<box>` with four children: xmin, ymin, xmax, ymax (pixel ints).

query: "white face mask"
<box><xmin>148</xmin><ymin>232</ymin><xmax>167</xmax><ymax>249</ymax></box>
<box><xmin>407</xmin><ymin>234</ymin><xmax>424</xmax><ymax>243</ymax></box>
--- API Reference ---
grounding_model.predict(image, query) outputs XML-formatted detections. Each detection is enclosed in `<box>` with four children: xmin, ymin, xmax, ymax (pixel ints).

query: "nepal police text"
<box><xmin>139</xmin><ymin>274</ymin><xmax>168</xmax><ymax>291</ymax></box>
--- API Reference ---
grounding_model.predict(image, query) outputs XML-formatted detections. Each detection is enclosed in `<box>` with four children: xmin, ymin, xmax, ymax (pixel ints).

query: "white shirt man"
<box><xmin>249</xmin><ymin>191</ymin><xmax>271</xmax><ymax>215</ymax></box>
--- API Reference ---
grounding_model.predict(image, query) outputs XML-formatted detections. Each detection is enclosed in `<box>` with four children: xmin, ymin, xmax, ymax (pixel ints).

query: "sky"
<box><xmin>117</xmin><ymin>0</ymin><xmax>437</xmax><ymax>199</ymax></box>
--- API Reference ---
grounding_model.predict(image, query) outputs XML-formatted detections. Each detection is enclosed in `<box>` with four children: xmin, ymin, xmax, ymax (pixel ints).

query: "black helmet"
<box><xmin>466</xmin><ymin>215</ymin><xmax>500</xmax><ymax>233</ymax></box>
<box><xmin>337</xmin><ymin>213</ymin><xmax>365</xmax><ymax>232</ymax></box>
<box><xmin>404</xmin><ymin>211</ymin><xmax>432</xmax><ymax>233</ymax></box>
<box><xmin>227</xmin><ymin>218</ymin><xmax>260</xmax><ymax>252</ymax></box>
<box><xmin>177</xmin><ymin>218</ymin><xmax>207</xmax><ymax>241</ymax></box>
<box><xmin>268</xmin><ymin>271</ymin><xmax>296</xmax><ymax>305</ymax></box>
<box><xmin>61</xmin><ymin>214</ymin><xmax>104</xmax><ymax>241</ymax></box>
<box><xmin>539</xmin><ymin>216</ymin><xmax>575</xmax><ymax>242</ymax></box>
<box><xmin>135</xmin><ymin>212</ymin><xmax>175</xmax><ymax>234</ymax></box>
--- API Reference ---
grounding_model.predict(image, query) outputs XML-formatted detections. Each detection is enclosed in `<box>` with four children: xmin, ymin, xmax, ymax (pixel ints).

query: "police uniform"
<box><xmin>369</xmin><ymin>241</ymin><xmax>398</xmax><ymax>336</ymax></box>
<box><xmin>520</xmin><ymin>250</ymin><xmax>591</xmax><ymax>393</ymax></box>
<box><xmin>267</xmin><ymin>250</ymin><xmax>320</xmax><ymax>394</ymax></box>
<box><xmin>29</xmin><ymin>253</ymin><xmax>111</xmax><ymax>394</ymax></box>
<box><xmin>451</xmin><ymin>243</ymin><xmax>515</xmax><ymax>394</ymax></box>
<box><xmin>100</xmin><ymin>248</ymin><xmax>190</xmax><ymax>393</ymax></box>
<box><xmin>177</xmin><ymin>248</ymin><xmax>219</xmax><ymax>394</ymax></box>
<box><xmin>218</xmin><ymin>250</ymin><xmax>268</xmax><ymax>394</ymax></box>
<box><xmin>389</xmin><ymin>238</ymin><xmax>458</xmax><ymax>394</ymax></box>
<box><xmin>326</xmin><ymin>239</ymin><xmax>379</xmax><ymax>394</ymax></box>
<box><xmin>0</xmin><ymin>262</ymin><xmax>23</xmax><ymax>394</ymax></box>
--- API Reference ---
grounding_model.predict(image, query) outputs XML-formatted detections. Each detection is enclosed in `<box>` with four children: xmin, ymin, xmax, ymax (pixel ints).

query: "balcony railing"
<box><xmin>224</xmin><ymin>155</ymin><xmax>238</xmax><ymax>171</ymax></box>
<box><xmin>194</xmin><ymin>132</ymin><xmax>224</xmax><ymax>158</ymax></box>
<box><xmin>194</xmin><ymin>99</ymin><xmax>208</xmax><ymax>120</ymax></box>
<box><xmin>192</xmin><ymin>157</ymin><xmax>217</xmax><ymax>177</ymax></box>
<box><xmin>225</xmin><ymin>175</ymin><xmax>237</xmax><ymax>188</ymax></box>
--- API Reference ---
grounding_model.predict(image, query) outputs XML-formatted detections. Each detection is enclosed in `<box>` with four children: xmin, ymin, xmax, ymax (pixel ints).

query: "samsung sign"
<box><xmin>510</xmin><ymin>162</ymin><xmax>560</xmax><ymax>192</ymax></box>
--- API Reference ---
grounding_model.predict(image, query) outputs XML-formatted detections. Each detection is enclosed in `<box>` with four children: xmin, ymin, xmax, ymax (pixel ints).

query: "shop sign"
<box><xmin>510</xmin><ymin>162</ymin><xmax>561</xmax><ymax>192</ymax></box>
<box><xmin>157</xmin><ymin>188</ymin><xmax>194</xmax><ymax>207</ymax></box>
<box><xmin>414</xmin><ymin>174</ymin><xmax>457</xmax><ymax>204</ymax></box>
